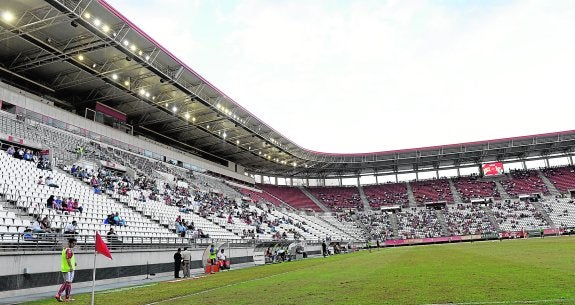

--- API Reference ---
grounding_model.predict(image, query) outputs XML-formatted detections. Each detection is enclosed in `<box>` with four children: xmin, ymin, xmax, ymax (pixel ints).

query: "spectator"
<box><xmin>73</xmin><ymin>199</ymin><xmax>83</xmax><ymax>214</ymax></box>
<box><xmin>54</xmin><ymin>196</ymin><xmax>63</xmax><ymax>210</ymax></box>
<box><xmin>64</xmin><ymin>221</ymin><xmax>78</xmax><ymax>235</ymax></box>
<box><xmin>6</xmin><ymin>146</ymin><xmax>15</xmax><ymax>156</ymax></box>
<box><xmin>37</xmin><ymin>176</ymin><xmax>44</xmax><ymax>185</ymax></box>
<box><xmin>16</xmin><ymin>147</ymin><xmax>24</xmax><ymax>159</ymax></box>
<box><xmin>46</xmin><ymin>177</ymin><xmax>59</xmax><ymax>188</ymax></box>
<box><xmin>217</xmin><ymin>249</ymin><xmax>228</xmax><ymax>270</ymax></box>
<box><xmin>113</xmin><ymin>212</ymin><xmax>127</xmax><ymax>226</ymax></box>
<box><xmin>46</xmin><ymin>195</ymin><xmax>55</xmax><ymax>209</ymax></box>
<box><xmin>23</xmin><ymin>149</ymin><xmax>33</xmax><ymax>161</ymax></box>
<box><xmin>106</xmin><ymin>227</ymin><xmax>118</xmax><ymax>243</ymax></box>
<box><xmin>106</xmin><ymin>213</ymin><xmax>115</xmax><ymax>225</ymax></box>
<box><xmin>32</xmin><ymin>217</ymin><xmax>45</xmax><ymax>233</ymax></box>
<box><xmin>41</xmin><ymin>216</ymin><xmax>53</xmax><ymax>233</ymax></box>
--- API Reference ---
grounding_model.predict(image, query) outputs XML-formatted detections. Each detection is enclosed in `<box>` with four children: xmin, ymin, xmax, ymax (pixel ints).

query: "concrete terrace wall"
<box><xmin>0</xmin><ymin>245</ymin><xmax>255</xmax><ymax>299</ymax></box>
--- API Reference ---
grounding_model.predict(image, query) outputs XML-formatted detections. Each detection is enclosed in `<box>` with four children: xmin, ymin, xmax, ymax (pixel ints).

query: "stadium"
<box><xmin>0</xmin><ymin>0</ymin><xmax>574</xmax><ymax>304</ymax></box>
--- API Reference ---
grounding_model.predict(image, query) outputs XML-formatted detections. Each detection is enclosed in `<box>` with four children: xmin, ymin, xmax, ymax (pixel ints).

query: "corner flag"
<box><xmin>92</xmin><ymin>231</ymin><xmax>113</xmax><ymax>305</ymax></box>
<box><xmin>95</xmin><ymin>231</ymin><xmax>112</xmax><ymax>259</ymax></box>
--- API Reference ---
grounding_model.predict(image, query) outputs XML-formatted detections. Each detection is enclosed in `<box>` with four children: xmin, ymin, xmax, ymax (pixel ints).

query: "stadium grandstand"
<box><xmin>0</xmin><ymin>0</ymin><xmax>575</xmax><ymax>303</ymax></box>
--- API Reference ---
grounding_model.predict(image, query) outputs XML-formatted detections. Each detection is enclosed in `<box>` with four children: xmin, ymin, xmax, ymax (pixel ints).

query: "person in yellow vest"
<box><xmin>209</xmin><ymin>244</ymin><xmax>217</xmax><ymax>274</ymax></box>
<box><xmin>55</xmin><ymin>238</ymin><xmax>77</xmax><ymax>302</ymax></box>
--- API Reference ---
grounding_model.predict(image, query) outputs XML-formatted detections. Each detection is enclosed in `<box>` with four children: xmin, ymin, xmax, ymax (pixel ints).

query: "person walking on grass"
<box><xmin>56</xmin><ymin>238</ymin><xmax>77</xmax><ymax>302</ymax></box>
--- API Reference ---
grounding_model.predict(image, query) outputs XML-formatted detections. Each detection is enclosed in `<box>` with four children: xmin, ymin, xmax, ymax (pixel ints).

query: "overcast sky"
<box><xmin>106</xmin><ymin>0</ymin><xmax>575</xmax><ymax>154</ymax></box>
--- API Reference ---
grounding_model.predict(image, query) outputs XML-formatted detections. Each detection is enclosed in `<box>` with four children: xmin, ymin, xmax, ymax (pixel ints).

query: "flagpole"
<box><xmin>91</xmin><ymin>244</ymin><xmax>97</xmax><ymax>305</ymax></box>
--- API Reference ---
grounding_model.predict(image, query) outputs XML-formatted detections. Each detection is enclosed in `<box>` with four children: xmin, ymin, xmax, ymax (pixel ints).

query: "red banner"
<box><xmin>482</xmin><ymin>162</ymin><xmax>504</xmax><ymax>176</ymax></box>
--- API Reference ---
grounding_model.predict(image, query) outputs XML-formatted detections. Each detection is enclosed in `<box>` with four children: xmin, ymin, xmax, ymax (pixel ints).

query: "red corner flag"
<box><xmin>95</xmin><ymin>232</ymin><xmax>113</xmax><ymax>259</ymax></box>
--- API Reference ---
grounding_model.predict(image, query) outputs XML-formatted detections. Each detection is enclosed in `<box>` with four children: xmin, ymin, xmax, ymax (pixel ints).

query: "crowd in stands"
<box><xmin>45</xmin><ymin>195</ymin><xmax>83</xmax><ymax>214</ymax></box>
<box><xmin>411</xmin><ymin>178</ymin><xmax>454</xmax><ymax>204</ymax></box>
<box><xmin>500</xmin><ymin>169</ymin><xmax>549</xmax><ymax>198</ymax></box>
<box><xmin>9</xmin><ymin>110</ymin><xmax>575</xmax><ymax>245</ymax></box>
<box><xmin>396</xmin><ymin>207</ymin><xmax>443</xmax><ymax>238</ymax></box>
<box><xmin>258</xmin><ymin>184</ymin><xmax>322</xmax><ymax>212</ymax></box>
<box><xmin>360</xmin><ymin>212</ymin><xmax>395</xmax><ymax>240</ymax></box>
<box><xmin>541</xmin><ymin>166</ymin><xmax>575</xmax><ymax>193</ymax></box>
<box><xmin>363</xmin><ymin>183</ymin><xmax>409</xmax><ymax>208</ymax></box>
<box><xmin>307</xmin><ymin>186</ymin><xmax>363</xmax><ymax>212</ymax></box>
<box><xmin>491</xmin><ymin>200</ymin><xmax>548</xmax><ymax>230</ymax></box>
<box><xmin>5</xmin><ymin>145</ymin><xmax>51</xmax><ymax>170</ymax></box>
<box><xmin>453</xmin><ymin>175</ymin><xmax>499</xmax><ymax>202</ymax></box>
<box><xmin>443</xmin><ymin>204</ymin><xmax>496</xmax><ymax>235</ymax></box>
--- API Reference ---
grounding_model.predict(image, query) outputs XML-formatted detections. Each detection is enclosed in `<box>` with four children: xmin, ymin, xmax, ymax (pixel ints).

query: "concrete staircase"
<box><xmin>298</xmin><ymin>186</ymin><xmax>331</xmax><ymax>212</ymax></box>
<box><xmin>537</xmin><ymin>170</ymin><xmax>561</xmax><ymax>196</ymax></box>
<box><xmin>357</xmin><ymin>185</ymin><xmax>372</xmax><ymax>212</ymax></box>
<box><xmin>531</xmin><ymin>201</ymin><xmax>555</xmax><ymax>228</ymax></box>
<box><xmin>435</xmin><ymin>209</ymin><xmax>449</xmax><ymax>236</ymax></box>
<box><xmin>447</xmin><ymin>179</ymin><xmax>463</xmax><ymax>203</ymax></box>
<box><xmin>406</xmin><ymin>182</ymin><xmax>417</xmax><ymax>207</ymax></box>
<box><xmin>482</xmin><ymin>206</ymin><xmax>501</xmax><ymax>232</ymax></box>
<box><xmin>390</xmin><ymin>213</ymin><xmax>399</xmax><ymax>239</ymax></box>
<box><xmin>494</xmin><ymin>180</ymin><xmax>511</xmax><ymax>200</ymax></box>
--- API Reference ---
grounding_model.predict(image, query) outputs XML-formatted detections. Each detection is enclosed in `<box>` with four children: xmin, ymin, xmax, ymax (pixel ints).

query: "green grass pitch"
<box><xmin>23</xmin><ymin>236</ymin><xmax>575</xmax><ymax>305</ymax></box>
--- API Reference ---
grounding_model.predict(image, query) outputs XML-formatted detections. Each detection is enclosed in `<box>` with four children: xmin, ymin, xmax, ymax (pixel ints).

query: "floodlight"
<box><xmin>111</xmin><ymin>74</ymin><xmax>118</xmax><ymax>80</ymax></box>
<box><xmin>93</xmin><ymin>18</ymin><xmax>101</xmax><ymax>26</ymax></box>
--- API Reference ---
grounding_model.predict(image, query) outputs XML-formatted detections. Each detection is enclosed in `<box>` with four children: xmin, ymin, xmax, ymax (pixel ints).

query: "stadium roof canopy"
<box><xmin>1</xmin><ymin>0</ymin><xmax>575</xmax><ymax>179</ymax></box>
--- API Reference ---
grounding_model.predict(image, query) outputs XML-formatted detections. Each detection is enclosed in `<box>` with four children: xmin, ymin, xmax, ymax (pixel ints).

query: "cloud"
<box><xmin>106</xmin><ymin>0</ymin><xmax>575</xmax><ymax>153</ymax></box>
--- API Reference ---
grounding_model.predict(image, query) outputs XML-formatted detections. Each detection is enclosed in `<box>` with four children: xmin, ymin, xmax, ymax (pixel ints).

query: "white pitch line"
<box><xmin>144</xmin><ymin>269</ymin><xmax>299</xmax><ymax>305</ymax></box>
<box><xmin>425</xmin><ymin>298</ymin><xmax>575</xmax><ymax>305</ymax></box>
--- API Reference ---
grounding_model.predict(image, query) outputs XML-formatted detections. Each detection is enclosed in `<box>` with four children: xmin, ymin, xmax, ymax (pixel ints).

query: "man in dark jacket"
<box><xmin>174</xmin><ymin>248</ymin><xmax>182</xmax><ymax>278</ymax></box>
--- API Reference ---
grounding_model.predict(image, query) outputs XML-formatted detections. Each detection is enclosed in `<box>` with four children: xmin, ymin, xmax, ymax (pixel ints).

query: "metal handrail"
<box><xmin>0</xmin><ymin>231</ymin><xmax>327</xmax><ymax>253</ymax></box>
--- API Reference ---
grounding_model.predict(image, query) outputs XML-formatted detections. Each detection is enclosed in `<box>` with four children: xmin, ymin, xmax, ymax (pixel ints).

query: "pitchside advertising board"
<box><xmin>482</xmin><ymin>162</ymin><xmax>504</xmax><ymax>176</ymax></box>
